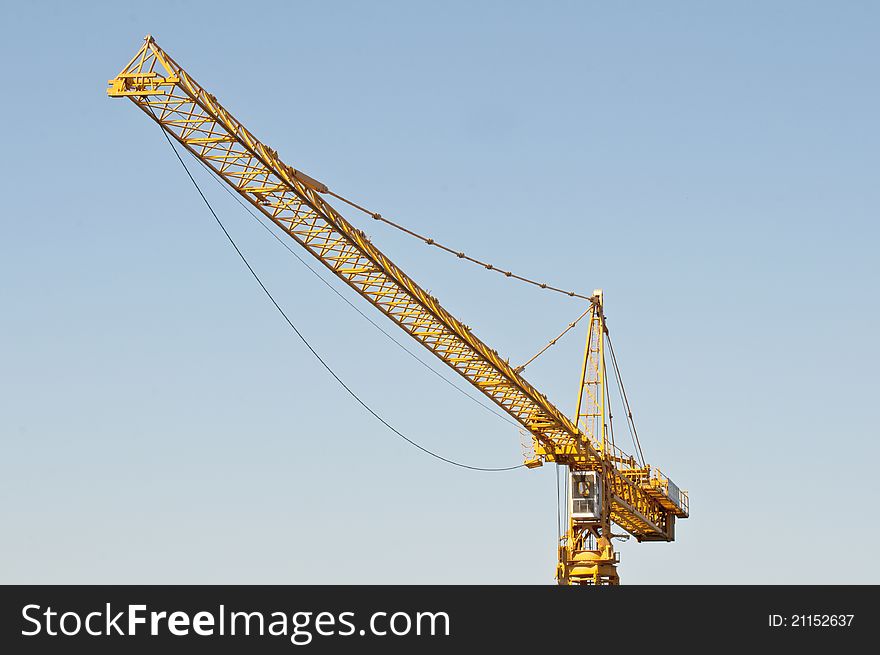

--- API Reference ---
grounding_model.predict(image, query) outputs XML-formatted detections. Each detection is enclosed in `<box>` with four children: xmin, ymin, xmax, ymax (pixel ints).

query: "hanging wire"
<box><xmin>606</xmin><ymin>331</ymin><xmax>646</xmax><ymax>468</ymax></box>
<box><xmin>603</xmin><ymin>344</ymin><xmax>618</xmax><ymax>460</ymax></box>
<box><xmin>563</xmin><ymin>464</ymin><xmax>569</xmax><ymax>541</ymax></box>
<box><xmin>555</xmin><ymin>465</ymin><xmax>561</xmax><ymax>545</ymax></box>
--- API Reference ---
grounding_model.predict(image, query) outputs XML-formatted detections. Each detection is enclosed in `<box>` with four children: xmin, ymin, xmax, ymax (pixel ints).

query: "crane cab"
<box><xmin>569</xmin><ymin>471</ymin><xmax>602</xmax><ymax>521</ymax></box>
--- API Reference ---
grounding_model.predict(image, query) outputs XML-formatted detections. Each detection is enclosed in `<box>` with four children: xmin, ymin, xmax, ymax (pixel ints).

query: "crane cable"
<box><xmin>322</xmin><ymin>188</ymin><xmax>599</xmax><ymax>371</ymax></box>
<box><xmin>602</xmin><ymin>345</ymin><xmax>618</xmax><ymax>459</ymax></box>
<box><xmin>555</xmin><ymin>465</ymin><xmax>561</xmax><ymax>545</ymax></box>
<box><xmin>159</xmin><ymin>126</ymin><xmax>524</xmax><ymax>473</ymax></box>
<box><xmin>515</xmin><ymin>304</ymin><xmax>594</xmax><ymax>373</ymax></box>
<box><xmin>188</xmin><ymin>154</ymin><xmax>521</xmax><ymax>430</ymax></box>
<box><xmin>325</xmin><ymin>190</ymin><xmax>593</xmax><ymax>301</ymax></box>
<box><xmin>606</xmin><ymin>332</ymin><xmax>646</xmax><ymax>467</ymax></box>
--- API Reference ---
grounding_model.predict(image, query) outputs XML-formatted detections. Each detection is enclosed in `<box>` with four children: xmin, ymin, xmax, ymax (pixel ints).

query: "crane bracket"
<box><xmin>107</xmin><ymin>72</ymin><xmax>179</xmax><ymax>98</ymax></box>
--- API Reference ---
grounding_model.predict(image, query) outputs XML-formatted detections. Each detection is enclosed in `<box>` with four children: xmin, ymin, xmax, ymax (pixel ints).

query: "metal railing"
<box><xmin>649</xmin><ymin>468</ymin><xmax>689</xmax><ymax>515</ymax></box>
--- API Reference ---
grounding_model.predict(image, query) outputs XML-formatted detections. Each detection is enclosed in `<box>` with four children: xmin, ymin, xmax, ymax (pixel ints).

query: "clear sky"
<box><xmin>1</xmin><ymin>1</ymin><xmax>877</xmax><ymax>584</ymax></box>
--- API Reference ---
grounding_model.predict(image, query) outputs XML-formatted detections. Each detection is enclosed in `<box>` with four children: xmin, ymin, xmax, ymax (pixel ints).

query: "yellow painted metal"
<box><xmin>108</xmin><ymin>36</ymin><xmax>688</xmax><ymax>582</ymax></box>
<box><xmin>559</xmin><ymin>294</ymin><xmax>621</xmax><ymax>584</ymax></box>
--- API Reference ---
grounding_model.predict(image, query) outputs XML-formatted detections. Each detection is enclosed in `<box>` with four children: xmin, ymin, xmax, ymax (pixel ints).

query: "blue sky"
<box><xmin>1</xmin><ymin>1</ymin><xmax>878</xmax><ymax>583</ymax></box>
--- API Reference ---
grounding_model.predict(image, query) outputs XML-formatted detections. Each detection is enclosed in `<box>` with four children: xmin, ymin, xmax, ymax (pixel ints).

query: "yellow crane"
<box><xmin>108</xmin><ymin>36</ymin><xmax>688</xmax><ymax>585</ymax></box>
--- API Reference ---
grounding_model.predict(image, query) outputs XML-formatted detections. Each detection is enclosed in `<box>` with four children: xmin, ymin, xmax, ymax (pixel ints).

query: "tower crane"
<box><xmin>108</xmin><ymin>36</ymin><xmax>689</xmax><ymax>585</ymax></box>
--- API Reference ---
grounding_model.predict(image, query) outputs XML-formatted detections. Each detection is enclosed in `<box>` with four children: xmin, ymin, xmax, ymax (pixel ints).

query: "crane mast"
<box><xmin>108</xmin><ymin>36</ymin><xmax>688</xmax><ymax>584</ymax></box>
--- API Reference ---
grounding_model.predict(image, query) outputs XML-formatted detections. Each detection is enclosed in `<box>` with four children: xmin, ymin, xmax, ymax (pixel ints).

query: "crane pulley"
<box><xmin>108</xmin><ymin>35</ymin><xmax>688</xmax><ymax>584</ymax></box>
